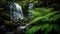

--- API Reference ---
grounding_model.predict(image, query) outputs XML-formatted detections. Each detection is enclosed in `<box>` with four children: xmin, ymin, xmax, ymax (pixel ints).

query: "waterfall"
<box><xmin>28</xmin><ymin>3</ymin><xmax>34</xmax><ymax>10</ymax></box>
<box><xmin>16</xmin><ymin>3</ymin><xmax>34</xmax><ymax>33</ymax></box>
<box><xmin>5</xmin><ymin>2</ymin><xmax>34</xmax><ymax>34</ymax></box>
<box><xmin>28</xmin><ymin>3</ymin><xmax>34</xmax><ymax>18</ymax></box>
<box><xmin>9</xmin><ymin>2</ymin><xmax>24</xmax><ymax>22</ymax></box>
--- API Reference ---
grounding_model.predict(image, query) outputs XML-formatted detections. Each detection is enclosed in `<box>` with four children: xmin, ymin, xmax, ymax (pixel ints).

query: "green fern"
<box><xmin>25</xmin><ymin>8</ymin><xmax>60</xmax><ymax>34</ymax></box>
<box><xmin>25</xmin><ymin>24</ymin><xmax>60</xmax><ymax>34</ymax></box>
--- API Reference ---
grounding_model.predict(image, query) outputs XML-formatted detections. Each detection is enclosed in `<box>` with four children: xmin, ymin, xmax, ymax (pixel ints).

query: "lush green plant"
<box><xmin>25</xmin><ymin>8</ymin><xmax>60</xmax><ymax>34</ymax></box>
<box><xmin>25</xmin><ymin>24</ymin><xmax>60</xmax><ymax>34</ymax></box>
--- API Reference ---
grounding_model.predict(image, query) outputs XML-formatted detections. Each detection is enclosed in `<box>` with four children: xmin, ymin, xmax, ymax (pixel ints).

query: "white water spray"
<box><xmin>9</xmin><ymin>2</ymin><xmax>24</xmax><ymax>22</ymax></box>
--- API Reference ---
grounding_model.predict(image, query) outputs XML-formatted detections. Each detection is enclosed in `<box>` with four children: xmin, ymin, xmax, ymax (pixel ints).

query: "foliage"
<box><xmin>29</xmin><ymin>8</ymin><xmax>54</xmax><ymax>20</ymax></box>
<box><xmin>25</xmin><ymin>8</ymin><xmax>60</xmax><ymax>34</ymax></box>
<box><xmin>0</xmin><ymin>0</ymin><xmax>60</xmax><ymax>34</ymax></box>
<box><xmin>25</xmin><ymin>24</ymin><xmax>60</xmax><ymax>34</ymax></box>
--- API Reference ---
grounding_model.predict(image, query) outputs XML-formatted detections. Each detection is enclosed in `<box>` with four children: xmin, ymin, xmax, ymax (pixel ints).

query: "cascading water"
<box><xmin>28</xmin><ymin>3</ymin><xmax>34</xmax><ymax>10</ymax></box>
<box><xmin>5</xmin><ymin>2</ymin><xmax>34</xmax><ymax>34</ymax></box>
<box><xmin>16</xmin><ymin>3</ymin><xmax>34</xmax><ymax>34</ymax></box>
<box><xmin>9</xmin><ymin>2</ymin><xmax>24</xmax><ymax>22</ymax></box>
<box><xmin>28</xmin><ymin>3</ymin><xmax>34</xmax><ymax>18</ymax></box>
